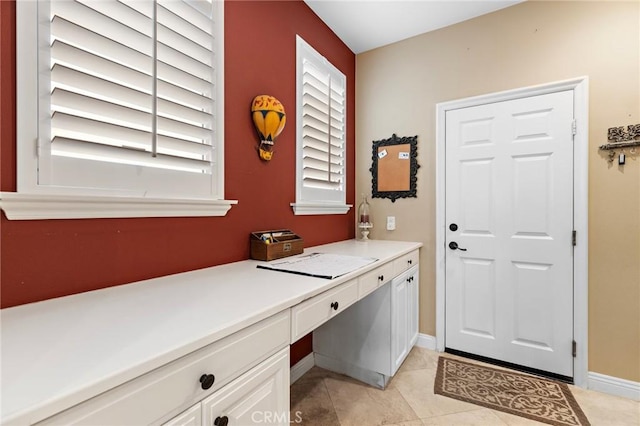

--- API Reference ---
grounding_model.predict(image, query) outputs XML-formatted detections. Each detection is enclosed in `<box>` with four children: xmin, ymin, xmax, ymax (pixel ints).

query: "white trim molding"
<box><xmin>588</xmin><ymin>372</ymin><xmax>640</xmax><ymax>401</ymax></box>
<box><xmin>290</xmin><ymin>353</ymin><xmax>315</xmax><ymax>384</ymax></box>
<box><xmin>290</xmin><ymin>203</ymin><xmax>352</xmax><ymax>215</ymax></box>
<box><xmin>0</xmin><ymin>193</ymin><xmax>238</xmax><ymax>220</ymax></box>
<box><xmin>435</xmin><ymin>77</ymin><xmax>589</xmax><ymax>388</ymax></box>
<box><xmin>415</xmin><ymin>334</ymin><xmax>437</xmax><ymax>351</ymax></box>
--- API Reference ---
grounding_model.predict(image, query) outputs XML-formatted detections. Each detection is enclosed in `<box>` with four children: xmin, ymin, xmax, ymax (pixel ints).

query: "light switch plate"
<box><xmin>386</xmin><ymin>216</ymin><xmax>396</xmax><ymax>231</ymax></box>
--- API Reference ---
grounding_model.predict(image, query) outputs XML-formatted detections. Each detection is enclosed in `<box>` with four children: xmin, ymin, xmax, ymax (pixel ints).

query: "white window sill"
<box><xmin>290</xmin><ymin>202</ymin><xmax>352</xmax><ymax>215</ymax></box>
<box><xmin>0</xmin><ymin>193</ymin><xmax>238</xmax><ymax>220</ymax></box>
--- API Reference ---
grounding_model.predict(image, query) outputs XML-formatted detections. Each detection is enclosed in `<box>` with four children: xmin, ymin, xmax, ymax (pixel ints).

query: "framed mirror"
<box><xmin>370</xmin><ymin>134</ymin><xmax>420</xmax><ymax>202</ymax></box>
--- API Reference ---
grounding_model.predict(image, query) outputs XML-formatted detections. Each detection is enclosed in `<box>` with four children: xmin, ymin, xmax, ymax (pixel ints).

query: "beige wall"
<box><xmin>356</xmin><ymin>1</ymin><xmax>640</xmax><ymax>382</ymax></box>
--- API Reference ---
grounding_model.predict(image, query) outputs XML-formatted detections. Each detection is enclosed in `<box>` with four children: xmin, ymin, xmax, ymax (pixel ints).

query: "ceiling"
<box><xmin>304</xmin><ymin>0</ymin><xmax>523</xmax><ymax>54</ymax></box>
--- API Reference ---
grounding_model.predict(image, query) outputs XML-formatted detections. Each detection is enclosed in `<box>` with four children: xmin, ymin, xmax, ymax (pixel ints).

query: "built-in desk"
<box><xmin>1</xmin><ymin>239</ymin><xmax>421</xmax><ymax>425</ymax></box>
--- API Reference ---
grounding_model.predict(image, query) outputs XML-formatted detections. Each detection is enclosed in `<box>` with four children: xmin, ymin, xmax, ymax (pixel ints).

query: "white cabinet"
<box><xmin>167</xmin><ymin>348</ymin><xmax>289</xmax><ymax>426</ymax></box>
<box><xmin>408</xmin><ymin>267</ymin><xmax>419</xmax><ymax>348</ymax></box>
<box><xmin>391</xmin><ymin>265</ymin><xmax>419</xmax><ymax>374</ymax></box>
<box><xmin>6</xmin><ymin>241</ymin><xmax>422</xmax><ymax>426</ymax></box>
<box><xmin>391</xmin><ymin>271</ymin><xmax>409</xmax><ymax>373</ymax></box>
<box><xmin>313</xmin><ymin>257</ymin><xmax>420</xmax><ymax>389</ymax></box>
<box><xmin>36</xmin><ymin>312</ymin><xmax>290</xmax><ymax>426</ymax></box>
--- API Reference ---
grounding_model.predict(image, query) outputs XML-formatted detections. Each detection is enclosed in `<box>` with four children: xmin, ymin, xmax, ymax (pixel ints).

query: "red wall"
<box><xmin>0</xmin><ymin>1</ymin><xmax>356</xmax><ymax>310</ymax></box>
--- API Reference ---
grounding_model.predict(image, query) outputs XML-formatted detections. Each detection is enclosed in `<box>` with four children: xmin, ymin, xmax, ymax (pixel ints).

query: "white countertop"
<box><xmin>0</xmin><ymin>239</ymin><xmax>421</xmax><ymax>425</ymax></box>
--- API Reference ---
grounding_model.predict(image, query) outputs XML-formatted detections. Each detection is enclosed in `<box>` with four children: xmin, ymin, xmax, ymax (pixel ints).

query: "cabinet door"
<box><xmin>202</xmin><ymin>348</ymin><xmax>289</xmax><ymax>426</ymax></box>
<box><xmin>163</xmin><ymin>404</ymin><xmax>202</xmax><ymax>426</ymax></box>
<box><xmin>391</xmin><ymin>272</ymin><xmax>409</xmax><ymax>375</ymax></box>
<box><xmin>407</xmin><ymin>266</ymin><xmax>420</xmax><ymax>348</ymax></box>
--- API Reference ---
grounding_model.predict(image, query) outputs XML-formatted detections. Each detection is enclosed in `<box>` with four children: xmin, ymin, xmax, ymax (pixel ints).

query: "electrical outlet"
<box><xmin>386</xmin><ymin>216</ymin><xmax>396</xmax><ymax>231</ymax></box>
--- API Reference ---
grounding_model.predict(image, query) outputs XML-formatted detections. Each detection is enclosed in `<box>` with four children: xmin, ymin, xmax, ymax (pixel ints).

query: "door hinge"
<box><xmin>571</xmin><ymin>119</ymin><xmax>577</xmax><ymax>136</ymax></box>
<box><xmin>572</xmin><ymin>340</ymin><xmax>577</xmax><ymax>357</ymax></box>
<box><xmin>572</xmin><ymin>230</ymin><xmax>577</xmax><ymax>246</ymax></box>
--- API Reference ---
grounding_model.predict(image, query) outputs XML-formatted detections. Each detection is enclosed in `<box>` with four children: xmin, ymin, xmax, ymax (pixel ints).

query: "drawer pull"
<box><xmin>407</xmin><ymin>259</ymin><xmax>413</xmax><ymax>265</ymax></box>
<box><xmin>214</xmin><ymin>416</ymin><xmax>229</xmax><ymax>426</ymax></box>
<box><xmin>330</xmin><ymin>301</ymin><xmax>339</xmax><ymax>311</ymax></box>
<box><xmin>199</xmin><ymin>373</ymin><xmax>216</xmax><ymax>390</ymax></box>
<box><xmin>378</xmin><ymin>275</ymin><xmax>384</xmax><ymax>281</ymax></box>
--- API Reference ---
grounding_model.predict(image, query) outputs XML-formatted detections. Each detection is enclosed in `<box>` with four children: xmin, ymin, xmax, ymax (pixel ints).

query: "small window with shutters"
<box><xmin>291</xmin><ymin>35</ymin><xmax>351</xmax><ymax>216</ymax></box>
<box><xmin>5</xmin><ymin>0</ymin><xmax>235</xmax><ymax>220</ymax></box>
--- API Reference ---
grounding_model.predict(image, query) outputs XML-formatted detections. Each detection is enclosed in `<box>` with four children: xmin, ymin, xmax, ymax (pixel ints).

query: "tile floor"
<box><xmin>290</xmin><ymin>347</ymin><xmax>640</xmax><ymax>426</ymax></box>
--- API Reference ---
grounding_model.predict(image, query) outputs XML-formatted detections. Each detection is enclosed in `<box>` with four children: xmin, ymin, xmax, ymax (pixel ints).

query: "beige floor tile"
<box><xmin>390</xmin><ymin>368</ymin><xmax>480</xmax><ymax>418</ymax></box>
<box><xmin>386</xmin><ymin>421</ymin><xmax>425</xmax><ymax>426</ymax></box>
<box><xmin>491</xmin><ymin>410</ymin><xmax>546</xmax><ymax>425</ymax></box>
<box><xmin>291</xmin><ymin>350</ymin><xmax>640</xmax><ymax>426</ymax></box>
<box><xmin>323</xmin><ymin>374</ymin><xmax>420</xmax><ymax>426</ymax></box>
<box><xmin>397</xmin><ymin>347</ymin><xmax>439</xmax><ymax>373</ymax></box>
<box><xmin>570</xmin><ymin>386</ymin><xmax>640</xmax><ymax>426</ymax></box>
<box><xmin>295</xmin><ymin>366</ymin><xmax>347</xmax><ymax>384</ymax></box>
<box><xmin>290</xmin><ymin>375</ymin><xmax>340</xmax><ymax>426</ymax></box>
<box><xmin>421</xmin><ymin>408</ymin><xmax>508</xmax><ymax>425</ymax></box>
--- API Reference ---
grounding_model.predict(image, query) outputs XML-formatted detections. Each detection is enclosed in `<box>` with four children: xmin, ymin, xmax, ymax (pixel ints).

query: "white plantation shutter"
<box><xmin>294</xmin><ymin>36</ymin><xmax>349</xmax><ymax>213</ymax></box>
<box><xmin>37</xmin><ymin>0</ymin><xmax>221</xmax><ymax>199</ymax></box>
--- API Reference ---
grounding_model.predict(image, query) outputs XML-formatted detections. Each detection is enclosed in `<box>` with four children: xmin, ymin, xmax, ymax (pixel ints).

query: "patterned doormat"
<box><xmin>434</xmin><ymin>357</ymin><xmax>590</xmax><ymax>426</ymax></box>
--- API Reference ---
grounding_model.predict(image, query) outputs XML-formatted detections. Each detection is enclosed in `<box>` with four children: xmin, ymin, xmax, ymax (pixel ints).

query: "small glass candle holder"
<box><xmin>357</xmin><ymin>195</ymin><xmax>373</xmax><ymax>240</ymax></box>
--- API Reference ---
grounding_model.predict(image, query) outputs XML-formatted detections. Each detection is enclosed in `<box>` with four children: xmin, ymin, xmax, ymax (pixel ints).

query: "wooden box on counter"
<box><xmin>250</xmin><ymin>229</ymin><xmax>304</xmax><ymax>261</ymax></box>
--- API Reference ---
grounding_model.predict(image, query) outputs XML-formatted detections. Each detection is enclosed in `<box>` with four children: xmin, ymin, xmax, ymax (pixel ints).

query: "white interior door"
<box><xmin>445</xmin><ymin>90</ymin><xmax>575</xmax><ymax>378</ymax></box>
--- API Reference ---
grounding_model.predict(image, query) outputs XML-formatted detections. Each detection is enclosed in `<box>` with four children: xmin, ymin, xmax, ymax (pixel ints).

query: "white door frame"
<box><xmin>435</xmin><ymin>77</ymin><xmax>589</xmax><ymax>388</ymax></box>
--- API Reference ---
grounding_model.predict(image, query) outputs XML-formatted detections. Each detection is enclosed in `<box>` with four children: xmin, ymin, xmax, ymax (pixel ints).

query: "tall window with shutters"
<box><xmin>6</xmin><ymin>0</ymin><xmax>233</xmax><ymax>219</ymax></box>
<box><xmin>291</xmin><ymin>36</ymin><xmax>351</xmax><ymax>215</ymax></box>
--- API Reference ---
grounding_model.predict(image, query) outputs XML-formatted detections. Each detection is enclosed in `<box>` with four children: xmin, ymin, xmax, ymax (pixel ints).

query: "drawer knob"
<box><xmin>199</xmin><ymin>373</ymin><xmax>215</xmax><ymax>390</ymax></box>
<box><xmin>330</xmin><ymin>301</ymin><xmax>339</xmax><ymax>311</ymax></box>
<box><xmin>378</xmin><ymin>275</ymin><xmax>384</xmax><ymax>281</ymax></box>
<box><xmin>408</xmin><ymin>259</ymin><xmax>412</xmax><ymax>265</ymax></box>
<box><xmin>214</xmin><ymin>416</ymin><xmax>229</xmax><ymax>426</ymax></box>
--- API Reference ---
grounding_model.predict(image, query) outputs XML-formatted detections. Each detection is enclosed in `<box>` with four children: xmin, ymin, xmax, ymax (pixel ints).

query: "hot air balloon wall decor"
<box><xmin>251</xmin><ymin>95</ymin><xmax>287</xmax><ymax>161</ymax></box>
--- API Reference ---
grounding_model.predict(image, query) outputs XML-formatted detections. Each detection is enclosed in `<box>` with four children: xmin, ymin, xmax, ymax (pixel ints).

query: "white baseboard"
<box><xmin>290</xmin><ymin>353</ymin><xmax>315</xmax><ymax>384</ymax></box>
<box><xmin>416</xmin><ymin>333</ymin><xmax>437</xmax><ymax>351</ymax></box>
<box><xmin>588</xmin><ymin>372</ymin><xmax>640</xmax><ymax>401</ymax></box>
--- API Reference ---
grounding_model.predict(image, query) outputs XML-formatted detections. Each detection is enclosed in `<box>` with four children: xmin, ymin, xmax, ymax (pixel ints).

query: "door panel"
<box><xmin>512</xmin><ymin>154</ymin><xmax>552</xmax><ymax>234</ymax></box>
<box><xmin>461</xmin><ymin>159</ymin><xmax>495</xmax><ymax>233</ymax></box>
<box><xmin>445</xmin><ymin>90</ymin><xmax>574</xmax><ymax>378</ymax></box>
<box><xmin>460</xmin><ymin>258</ymin><xmax>495</xmax><ymax>339</ymax></box>
<box><xmin>511</xmin><ymin>261</ymin><xmax>554</xmax><ymax>350</ymax></box>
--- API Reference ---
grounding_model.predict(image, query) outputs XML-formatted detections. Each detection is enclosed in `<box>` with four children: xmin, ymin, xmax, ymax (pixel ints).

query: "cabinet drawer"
<box><xmin>37</xmin><ymin>311</ymin><xmax>290</xmax><ymax>426</ymax></box>
<box><xmin>290</xmin><ymin>280</ymin><xmax>358</xmax><ymax>343</ymax></box>
<box><xmin>358</xmin><ymin>262</ymin><xmax>394</xmax><ymax>298</ymax></box>
<box><xmin>393</xmin><ymin>250</ymin><xmax>419</xmax><ymax>276</ymax></box>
